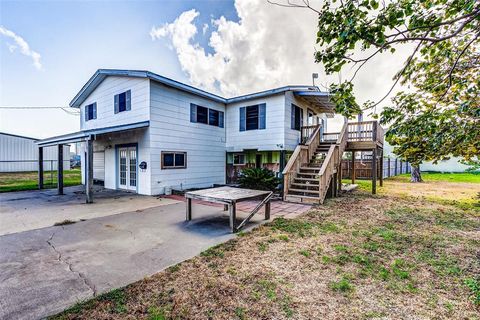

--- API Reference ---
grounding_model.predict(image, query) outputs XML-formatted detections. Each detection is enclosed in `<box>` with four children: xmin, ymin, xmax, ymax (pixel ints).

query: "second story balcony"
<box><xmin>302</xmin><ymin>120</ymin><xmax>384</xmax><ymax>151</ymax></box>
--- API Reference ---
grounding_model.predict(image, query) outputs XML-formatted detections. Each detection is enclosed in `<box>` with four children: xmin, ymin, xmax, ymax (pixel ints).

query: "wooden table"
<box><xmin>185</xmin><ymin>186</ymin><xmax>273</xmax><ymax>233</ymax></box>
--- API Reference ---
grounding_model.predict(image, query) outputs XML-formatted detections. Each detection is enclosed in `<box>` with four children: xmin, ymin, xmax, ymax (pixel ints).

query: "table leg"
<box><xmin>265</xmin><ymin>200</ymin><xmax>271</xmax><ymax>220</ymax></box>
<box><xmin>229</xmin><ymin>202</ymin><xmax>237</xmax><ymax>233</ymax></box>
<box><xmin>186</xmin><ymin>198</ymin><xmax>192</xmax><ymax>221</ymax></box>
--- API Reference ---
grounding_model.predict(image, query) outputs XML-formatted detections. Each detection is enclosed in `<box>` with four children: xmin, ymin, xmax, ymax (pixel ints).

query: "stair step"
<box><xmin>300</xmin><ymin>167</ymin><xmax>320</xmax><ymax>171</ymax></box>
<box><xmin>291</xmin><ymin>183</ymin><xmax>320</xmax><ymax>189</ymax></box>
<box><xmin>294</xmin><ymin>177</ymin><xmax>319</xmax><ymax>182</ymax></box>
<box><xmin>284</xmin><ymin>194</ymin><xmax>320</xmax><ymax>204</ymax></box>
<box><xmin>288</xmin><ymin>188</ymin><xmax>319</xmax><ymax>194</ymax></box>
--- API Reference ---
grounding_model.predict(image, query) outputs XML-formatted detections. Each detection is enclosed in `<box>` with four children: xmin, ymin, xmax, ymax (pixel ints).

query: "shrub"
<box><xmin>238</xmin><ymin>167</ymin><xmax>280</xmax><ymax>191</ymax></box>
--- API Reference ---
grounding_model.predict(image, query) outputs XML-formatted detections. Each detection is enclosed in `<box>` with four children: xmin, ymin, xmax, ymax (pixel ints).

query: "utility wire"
<box><xmin>0</xmin><ymin>106</ymin><xmax>80</xmax><ymax>115</ymax></box>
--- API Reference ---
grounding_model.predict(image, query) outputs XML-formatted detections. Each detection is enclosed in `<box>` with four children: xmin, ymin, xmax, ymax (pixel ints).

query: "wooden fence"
<box><xmin>342</xmin><ymin>157</ymin><xmax>411</xmax><ymax>180</ymax></box>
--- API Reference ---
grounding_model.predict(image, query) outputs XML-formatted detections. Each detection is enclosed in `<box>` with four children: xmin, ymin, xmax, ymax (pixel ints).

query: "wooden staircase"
<box><xmin>283</xmin><ymin>123</ymin><xmax>348</xmax><ymax>204</ymax></box>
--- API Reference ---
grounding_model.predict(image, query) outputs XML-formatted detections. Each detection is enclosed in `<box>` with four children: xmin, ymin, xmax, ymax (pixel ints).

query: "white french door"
<box><xmin>118</xmin><ymin>147</ymin><xmax>137</xmax><ymax>191</ymax></box>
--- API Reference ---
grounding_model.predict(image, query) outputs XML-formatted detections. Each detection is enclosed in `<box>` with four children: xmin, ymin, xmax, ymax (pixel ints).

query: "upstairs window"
<box><xmin>190</xmin><ymin>104</ymin><xmax>224</xmax><ymax>127</ymax></box>
<box><xmin>114</xmin><ymin>90</ymin><xmax>131</xmax><ymax>114</ymax></box>
<box><xmin>239</xmin><ymin>103</ymin><xmax>266</xmax><ymax>131</ymax></box>
<box><xmin>85</xmin><ymin>103</ymin><xmax>97</xmax><ymax>121</ymax></box>
<box><xmin>291</xmin><ymin>104</ymin><xmax>303</xmax><ymax>131</ymax></box>
<box><xmin>161</xmin><ymin>151</ymin><xmax>187</xmax><ymax>169</ymax></box>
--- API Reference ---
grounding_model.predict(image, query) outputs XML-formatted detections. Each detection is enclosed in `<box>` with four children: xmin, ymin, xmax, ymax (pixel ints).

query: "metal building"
<box><xmin>0</xmin><ymin>132</ymin><xmax>70</xmax><ymax>172</ymax></box>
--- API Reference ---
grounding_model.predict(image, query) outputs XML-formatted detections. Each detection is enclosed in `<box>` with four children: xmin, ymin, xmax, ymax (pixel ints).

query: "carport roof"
<box><xmin>37</xmin><ymin>121</ymin><xmax>149</xmax><ymax>146</ymax></box>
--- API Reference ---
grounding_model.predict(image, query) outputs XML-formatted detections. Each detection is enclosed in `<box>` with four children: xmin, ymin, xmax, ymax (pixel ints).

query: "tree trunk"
<box><xmin>410</xmin><ymin>165</ymin><xmax>423</xmax><ymax>182</ymax></box>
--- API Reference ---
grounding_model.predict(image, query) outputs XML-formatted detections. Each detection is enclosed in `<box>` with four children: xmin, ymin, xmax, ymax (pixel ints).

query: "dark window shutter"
<box><xmin>114</xmin><ymin>94</ymin><xmax>119</xmax><ymax>114</ymax></box>
<box><xmin>93</xmin><ymin>103</ymin><xmax>97</xmax><ymax>119</ymax></box>
<box><xmin>300</xmin><ymin>107</ymin><xmax>303</xmax><ymax>127</ymax></box>
<box><xmin>125</xmin><ymin>90</ymin><xmax>131</xmax><ymax>111</ymax></box>
<box><xmin>219</xmin><ymin>111</ymin><xmax>224</xmax><ymax>128</ymax></box>
<box><xmin>259</xmin><ymin>103</ymin><xmax>266</xmax><ymax>129</ymax></box>
<box><xmin>239</xmin><ymin>107</ymin><xmax>246</xmax><ymax>131</ymax></box>
<box><xmin>190</xmin><ymin>104</ymin><xmax>197</xmax><ymax>123</ymax></box>
<box><xmin>291</xmin><ymin>104</ymin><xmax>295</xmax><ymax>129</ymax></box>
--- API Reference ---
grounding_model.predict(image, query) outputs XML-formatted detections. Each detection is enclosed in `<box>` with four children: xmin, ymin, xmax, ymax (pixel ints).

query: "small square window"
<box><xmin>85</xmin><ymin>103</ymin><xmax>96</xmax><ymax>121</ymax></box>
<box><xmin>161</xmin><ymin>152</ymin><xmax>187</xmax><ymax>169</ymax></box>
<box><xmin>233</xmin><ymin>154</ymin><xmax>245</xmax><ymax>165</ymax></box>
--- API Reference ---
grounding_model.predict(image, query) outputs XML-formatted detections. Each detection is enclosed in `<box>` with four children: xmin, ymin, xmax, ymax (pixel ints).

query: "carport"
<box><xmin>37</xmin><ymin>121</ymin><xmax>149</xmax><ymax>203</ymax></box>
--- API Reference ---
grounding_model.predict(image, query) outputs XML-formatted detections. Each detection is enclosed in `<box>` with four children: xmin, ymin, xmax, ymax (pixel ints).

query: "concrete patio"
<box><xmin>0</xmin><ymin>187</ymin><xmax>311</xmax><ymax>320</ymax></box>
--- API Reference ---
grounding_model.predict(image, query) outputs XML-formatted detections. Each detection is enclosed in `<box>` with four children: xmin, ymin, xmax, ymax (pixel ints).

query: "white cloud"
<box><xmin>0</xmin><ymin>26</ymin><xmax>43</xmax><ymax>70</ymax></box>
<box><xmin>150</xmin><ymin>0</ymin><xmax>410</xmax><ymax>119</ymax></box>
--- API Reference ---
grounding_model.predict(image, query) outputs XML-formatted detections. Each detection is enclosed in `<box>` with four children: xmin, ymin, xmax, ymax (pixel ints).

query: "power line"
<box><xmin>0</xmin><ymin>106</ymin><xmax>80</xmax><ymax>115</ymax></box>
<box><xmin>0</xmin><ymin>106</ymin><xmax>77</xmax><ymax>109</ymax></box>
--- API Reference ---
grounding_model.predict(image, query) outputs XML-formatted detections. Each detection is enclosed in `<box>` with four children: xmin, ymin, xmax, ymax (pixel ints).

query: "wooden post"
<box><xmin>57</xmin><ymin>144</ymin><xmax>64</xmax><ymax>195</ymax></box>
<box><xmin>371</xmin><ymin>148</ymin><xmax>377</xmax><ymax>194</ymax></box>
<box><xmin>229</xmin><ymin>202</ymin><xmax>237</xmax><ymax>233</ymax></box>
<box><xmin>337</xmin><ymin>161</ymin><xmax>342</xmax><ymax>192</ymax></box>
<box><xmin>379</xmin><ymin>149</ymin><xmax>384</xmax><ymax>187</ymax></box>
<box><xmin>394</xmin><ymin>158</ymin><xmax>398</xmax><ymax>175</ymax></box>
<box><xmin>86</xmin><ymin>139</ymin><xmax>94</xmax><ymax>203</ymax></box>
<box><xmin>400</xmin><ymin>160</ymin><xmax>403</xmax><ymax>174</ymax></box>
<box><xmin>332</xmin><ymin>172</ymin><xmax>338</xmax><ymax>197</ymax></box>
<box><xmin>351</xmin><ymin>151</ymin><xmax>356</xmax><ymax>184</ymax></box>
<box><xmin>38</xmin><ymin>147</ymin><xmax>44</xmax><ymax>189</ymax></box>
<box><xmin>265</xmin><ymin>201</ymin><xmax>271</xmax><ymax>220</ymax></box>
<box><xmin>186</xmin><ymin>198</ymin><xmax>192</xmax><ymax>220</ymax></box>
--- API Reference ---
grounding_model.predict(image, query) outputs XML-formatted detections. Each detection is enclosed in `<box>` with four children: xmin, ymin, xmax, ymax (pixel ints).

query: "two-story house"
<box><xmin>38</xmin><ymin>69</ymin><xmax>384</xmax><ymax>204</ymax></box>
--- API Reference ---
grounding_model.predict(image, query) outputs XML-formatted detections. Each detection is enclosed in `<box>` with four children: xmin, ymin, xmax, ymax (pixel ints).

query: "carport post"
<box><xmin>57</xmin><ymin>144</ymin><xmax>64</xmax><ymax>195</ymax></box>
<box><xmin>38</xmin><ymin>147</ymin><xmax>44</xmax><ymax>189</ymax></box>
<box><xmin>85</xmin><ymin>138</ymin><xmax>94</xmax><ymax>203</ymax></box>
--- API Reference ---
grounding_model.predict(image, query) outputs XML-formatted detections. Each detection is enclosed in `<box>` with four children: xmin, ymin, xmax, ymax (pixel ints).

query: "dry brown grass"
<box><xmin>52</xmin><ymin>180</ymin><xmax>480</xmax><ymax>320</ymax></box>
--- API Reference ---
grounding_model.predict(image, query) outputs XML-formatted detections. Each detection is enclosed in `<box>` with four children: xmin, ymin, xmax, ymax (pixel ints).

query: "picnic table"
<box><xmin>185</xmin><ymin>186</ymin><xmax>273</xmax><ymax>233</ymax></box>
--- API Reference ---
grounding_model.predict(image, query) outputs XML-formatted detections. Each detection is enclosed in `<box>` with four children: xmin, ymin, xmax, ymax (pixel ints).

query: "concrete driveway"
<box><xmin>0</xmin><ymin>187</ymin><xmax>272</xmax><ymax>320</ymax></box>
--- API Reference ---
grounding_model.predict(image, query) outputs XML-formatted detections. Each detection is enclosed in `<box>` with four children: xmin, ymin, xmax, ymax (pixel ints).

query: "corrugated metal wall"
<box><xmin>0</xmin><ymin>133</ymin><xmax>71</xmax><ymax>172</ymax></box>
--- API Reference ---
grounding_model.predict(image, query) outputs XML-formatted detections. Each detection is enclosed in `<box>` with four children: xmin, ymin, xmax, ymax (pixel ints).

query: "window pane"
<box><xmin>246</xmin><ymin>105</ymin><xmax>259</xmax><ymax>130</ymax></box>
<box><xmin>209</xmin><ymin>109</ymin><xmax>219</xmax><ymax>127</ymax></box>
<box><xmin>175</xmin><ymin>153</ymin><xmax>185</xmax><ymax>167</ymax></box>
<box><xmin>234</xmin><ymin>154</ymin><xmax>245</xmax><ymax>164</ymax></box>
<box><xmin>197</xmin><ymin>106</ymin><xmax>208</xmax><ymax>124</ymax></box>
<box><xmin>163</xmin><ymin>153</ymin><xmax>174</xmax><ymax>167</ymax></box>
<box><xmin>118</xmin><ymin>92</ymin><xmax>127</xmax><ymax>112</ymax></box>
<box><xmin>294</xmin><ymin>105</ymin><xmax>301</xmax><ymax>130</ymax></box>
<box><xmin>90</xmin><ymin>105</ymin><xmax>94</xmax><ymax>120</ymax></box>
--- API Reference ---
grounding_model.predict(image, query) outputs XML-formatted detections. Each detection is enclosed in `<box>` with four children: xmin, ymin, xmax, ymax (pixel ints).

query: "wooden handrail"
<box><xmin>283</xmin><ymin>124</ymin><xmax>322</xmax><ymax>198</ymax></box>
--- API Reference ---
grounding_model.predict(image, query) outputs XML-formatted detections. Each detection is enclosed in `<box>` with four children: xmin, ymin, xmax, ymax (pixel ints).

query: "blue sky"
<box><xmin>0</xmin><ymin>0</ymin><xmax>239</xmax><ymax>138</ymax></box>
<box><xmin>0</xmin><ymin>0</ymin><xmax>402</xmax><ymax>139</ymax></box>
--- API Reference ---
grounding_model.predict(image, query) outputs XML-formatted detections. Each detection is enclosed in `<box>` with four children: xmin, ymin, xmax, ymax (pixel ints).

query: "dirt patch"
<box><xmin>51</xmin><ymin>180</ymin><xmax>480</xmax><ymax>319</ymax></box>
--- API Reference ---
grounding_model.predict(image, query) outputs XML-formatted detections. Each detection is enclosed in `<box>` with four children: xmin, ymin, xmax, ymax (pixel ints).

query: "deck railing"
<box><xmin>283</xmin><ymin>125</ymin><xmax>322</xmax><ymax>196</ymax></box>
<box><xmin>317</xmin><ymin>122</ymin><xmax>348</xmax><ymax>202</ymax></box>
<box><xmin>300</xmin><ymin>124</ymin><xmax>320</xmax><ymax>144</ymax></box>
<box><xmin>323</xmin><ymin>121</ymin><xmax>384</xmax><ymax>145</ymax></box>
<box><xmin>346</xmin><ymin>121</ymin><xmax>384</xmax><ymax>144</ymax></box>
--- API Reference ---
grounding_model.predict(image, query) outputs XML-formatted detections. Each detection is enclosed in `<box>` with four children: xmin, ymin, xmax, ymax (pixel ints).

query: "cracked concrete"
<box><xmin>0</xmin><ymin>194</ymin><xmax>267</xmax><ymax>320</ymax></box>
<box><xmin>46</xmin><ymin>231</ymin><xmax>97</xmax><ymax>297</ymax></box>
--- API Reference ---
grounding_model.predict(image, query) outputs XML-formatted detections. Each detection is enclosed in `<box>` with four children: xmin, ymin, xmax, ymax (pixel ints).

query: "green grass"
<box><xmin>343</xmin><ymin>172</ymin><xmax>480</xmax><ymax>189</ymax></box>
<box><xmin>0</xmin><ymin>169</ymin><xmax>81</xmax><ymax>192</ymax></box>
<box><xmin>393</xmin><ymin>172</ymin><xmax>480</xmax><ymax>183</ymax></box>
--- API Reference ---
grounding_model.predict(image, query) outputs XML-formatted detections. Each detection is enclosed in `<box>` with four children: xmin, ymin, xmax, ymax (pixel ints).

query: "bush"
<box><xmin>238</xmin><ymin>167</ymin><xmax>280</xmax><ymax>191</ymax></box>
